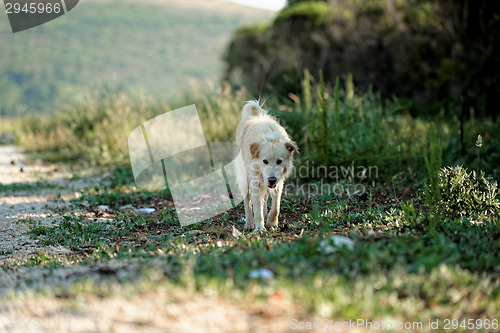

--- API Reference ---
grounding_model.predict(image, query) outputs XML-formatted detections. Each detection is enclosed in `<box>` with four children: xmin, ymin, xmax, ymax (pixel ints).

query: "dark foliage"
<box><xmin>224</xmin><ymin>0</ymin><xmax>500</xmax><ymax>118</ymax></box>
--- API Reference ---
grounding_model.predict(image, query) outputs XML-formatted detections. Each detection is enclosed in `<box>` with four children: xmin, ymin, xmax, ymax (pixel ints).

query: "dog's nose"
<box><xmin>268</xmin><ymin>177</ymin><xmax>277</xmax><ymax>187</ymax></box>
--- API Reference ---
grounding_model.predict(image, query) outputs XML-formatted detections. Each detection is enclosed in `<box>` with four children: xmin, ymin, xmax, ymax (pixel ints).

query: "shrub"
<box><xmin>432</xmin><ymin>165</ymin><xmax>500</xmax><ymax>219</ymax></box>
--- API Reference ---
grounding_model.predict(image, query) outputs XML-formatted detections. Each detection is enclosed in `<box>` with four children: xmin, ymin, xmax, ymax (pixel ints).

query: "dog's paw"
<box><xmin>266</xmin><ymin>217</ymin><xmax>278</xmax><ymax>227</ymax></box>
<box><xmin>253</xmin><ymin>225</ymin><xmax>267</xmax><ymax>232</ymax></box>
<box><xmin>242</xmin><ymin>216</ymin><xmax>255</xmax><ymax>230</ymax></box>
<box><xmin>244</xmin><ymin>218</ymin><xmax>254</xmax><ymax>230</ymax></box>
<box><xmin>253</xmin><ymin>220</ymin><xmax>266</xmax><ymax>232</ymax></box>
<box><xmin>266</xmin><ymin>212</ymin><xmax>279</xmax><ymax>227</ymax></box>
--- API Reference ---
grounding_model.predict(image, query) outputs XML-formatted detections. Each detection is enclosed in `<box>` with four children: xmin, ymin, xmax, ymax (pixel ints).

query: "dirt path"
<box><xmin>0</xmin><ymin>146</ymin><xmax>334</xmax><ymax>333</ymax></box>
<box><xmin>0</xmin><ymin>145</ymin><xmax>89</xmax><ymax>263</ymax></box>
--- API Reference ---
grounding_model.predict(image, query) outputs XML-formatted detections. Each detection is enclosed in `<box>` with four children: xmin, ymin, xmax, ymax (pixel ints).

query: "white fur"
<box><xmin>235</xmin><ymin>101</ymin><xmax>298</xmax><ymax>231</ymax></box>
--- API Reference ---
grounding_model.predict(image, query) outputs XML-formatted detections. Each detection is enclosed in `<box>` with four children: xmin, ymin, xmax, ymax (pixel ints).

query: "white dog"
<box><xmin>234</xmin><ymin>101</ymin><xmax>298</xmax><ymax>231</ymax></box>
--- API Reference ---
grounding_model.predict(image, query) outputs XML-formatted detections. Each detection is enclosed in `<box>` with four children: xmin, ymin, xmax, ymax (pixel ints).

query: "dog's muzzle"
<box><xmin>267</xmin><ymin>177</ymin><xmax>277</xmax><ymax>188</ymax></box>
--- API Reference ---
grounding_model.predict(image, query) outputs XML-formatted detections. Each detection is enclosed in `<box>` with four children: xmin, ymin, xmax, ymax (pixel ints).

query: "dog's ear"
<box><xmin>285</xmin><ymin>142</ymin><xmax>298</xmax><ymax>155</ymax></box>
<box><xmin>250</xmin><ymin>142</ymin><xmax>260</xmax><ymax>159</ymax></box>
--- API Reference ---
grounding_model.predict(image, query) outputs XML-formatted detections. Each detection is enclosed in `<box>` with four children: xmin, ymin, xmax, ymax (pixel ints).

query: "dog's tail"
<box><xmin>241</xmin><ymin>100</ymin><xmax>267</xmax><ymax>120</ymax></box>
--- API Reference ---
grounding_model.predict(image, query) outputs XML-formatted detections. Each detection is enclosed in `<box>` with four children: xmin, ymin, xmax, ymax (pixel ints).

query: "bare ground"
<box><xmin>0</xmin><ymin>145</ymin><xmax>97</xmax><ymax>263</ymax></box>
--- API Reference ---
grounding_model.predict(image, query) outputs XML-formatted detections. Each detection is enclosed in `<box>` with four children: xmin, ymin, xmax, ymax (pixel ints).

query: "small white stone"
<box><xmin>329</xmin><ymin>235</ymin><xmax>354</xmax><ymax>249</ymax></box>
<box><xmin>249</xmin><ymin>268</ymin><xmax>274</xmax><ymax>279</ymax></box>
<box><xmin>138</xmin><ymin>208</ymin><xmax>155</xmax><ymax>214</ymax></box>
<box><xmin>97</xmin><ymin>205</ymin><xmax>110</xmax><ymax>212</ymax></box>
<box><xmin>318</xmin><ymin>235</ymin><xmax>354</xmax><ymax>254</ymax></box>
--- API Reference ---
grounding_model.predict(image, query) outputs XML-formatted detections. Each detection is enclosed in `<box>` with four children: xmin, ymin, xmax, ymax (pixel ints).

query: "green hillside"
<box><xmin>0</xmin><ymin>0</ymin><xmax>273</xmax><ymax>116</ymax></box>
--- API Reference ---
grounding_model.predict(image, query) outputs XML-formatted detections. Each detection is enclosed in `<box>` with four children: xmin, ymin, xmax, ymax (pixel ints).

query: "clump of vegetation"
<box><xmin>423</xmin><ymin>126</ymin><xmax>443</xmax><ymax>225</ymax></box>
<box><xmin>433</xmin><ymin>165</ymin><xmax>500</xmax><ymax>219</ymax></box>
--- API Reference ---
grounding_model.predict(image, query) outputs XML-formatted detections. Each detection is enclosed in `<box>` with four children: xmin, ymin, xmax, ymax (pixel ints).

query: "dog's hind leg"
<box><xmin>267</xmin><ymin>182</ymin><xmax>283</xmax><ymax>227</ymax></box>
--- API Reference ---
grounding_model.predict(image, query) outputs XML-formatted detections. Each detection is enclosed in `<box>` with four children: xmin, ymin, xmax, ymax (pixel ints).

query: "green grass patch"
<box><xmin>8</xmin><ymin>76</ymin><xmax>500</xmax><ymax>189</ymax></box>
<box><xmin>0</xmin><ymin>181</ymin><xmax>58</xmax><ymax>193</ymax></box>
<box><xmin>76</xmin><ymin>187</ymin><xmax>171</xmax><ymax>209</ymax></box>
<box><xmin>25</xmin><ymin>215</ymin><xmax>118</xmax><ymax>247</ymax></box>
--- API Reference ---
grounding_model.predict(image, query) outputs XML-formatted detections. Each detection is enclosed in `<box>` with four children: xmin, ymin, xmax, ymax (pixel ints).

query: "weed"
<box><xmin>400</xmin><ymin>200</ymin><xmax>418</xmax><ymax>225</ymax></box>
<box><xmin>27</xmin><ymin>253</ymin><xmax>51</xmax><ymax>266</ymax></box>
<box><xmin>26</xmin><ymin>215</ymin><xmax>115</xmax><ymax>247</ymax></box>
<box><xmin>435</xmin><ymin>165</ymin><xmax>500</xmax><ymax>219</ymax></box>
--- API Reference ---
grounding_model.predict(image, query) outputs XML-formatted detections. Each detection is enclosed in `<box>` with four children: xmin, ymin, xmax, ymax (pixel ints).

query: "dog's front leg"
<box><xmin>251</xmin><ymin>188</ymin><xmax>266</xmax><ymax>231</ymax></box>
<box><xmin>267</xmin><ymin>182</ymin><xmax>283</xmax><ymax>227</ymax></box>
<box><xmin>243</xmin><ymin>193</ymin><xmax>254</xmax><ymax>230</ymax></box>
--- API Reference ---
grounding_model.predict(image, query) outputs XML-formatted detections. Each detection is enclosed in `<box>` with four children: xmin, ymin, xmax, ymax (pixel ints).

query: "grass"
<box><xmin>0</xmin><ymin>180</ymin><xmax>58</xmax><ymax>193</ymax></box>
<box><xmin>9</xmin><ymin>185</ymin><xmax>500</xmax><ymax>327</ymax></box>
<box><xmin>2</xmin><ymin>77</ymin><xmax>500</xmax><ymax>329</ymax></box>
<box><xmin>3</xmin><ymin>190</ymin><xmax>499</xmax><ymax>331</ymax></box>
<box><xmin>7</xmin><ymin>83</ymin><xmax>246</xmax><ymax>165</ymax></box>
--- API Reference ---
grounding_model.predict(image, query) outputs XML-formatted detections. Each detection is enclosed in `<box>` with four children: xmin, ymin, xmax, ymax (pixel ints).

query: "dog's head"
<box><xmin>250</xmin><ymin>140</ymin><xmax>298</xmax><ymax>188</ymax></box>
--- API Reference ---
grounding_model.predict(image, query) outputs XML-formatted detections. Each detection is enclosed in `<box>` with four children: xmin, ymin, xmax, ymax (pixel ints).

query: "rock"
<box><xmin>249</xmin><ymin>268</ymin><xmax>274</xmax><ymax>279</ymax></box>
<box><xmin>318</xmin><ymin>235</ymin><xmax>355</xmax><ymax>254</ymax></box>
<box><xmin>97</xmin><ymin>205</ymin><xmax>110</xmax><ymax>212</ymax></box>
<box><xmin>138</xmin><ymin>208</ymin><xmax>155</xmax><ymax>214</ymax></box>
<box><xmin>0</xmin><ymin>134</ymin><xmax>16</xmax><ymax>145</ymax></box>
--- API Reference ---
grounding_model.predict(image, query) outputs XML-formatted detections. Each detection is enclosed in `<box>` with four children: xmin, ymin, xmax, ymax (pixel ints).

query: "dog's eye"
<box><xmin>277</xmin><ymin>159</ymin><xmax>282</xmax><ymax>165</ymax></box>
<box><xmin>263</xmin><ymin>159</ymin><xmax>268</xmax><ymax>164</ymax></box>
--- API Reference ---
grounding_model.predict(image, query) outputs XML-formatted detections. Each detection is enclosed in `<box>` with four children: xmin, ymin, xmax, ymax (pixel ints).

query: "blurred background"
<box><xmin>0</xmin><ymin>0</ymin><xmax>275</xmax><ymax>116</ymax></box>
